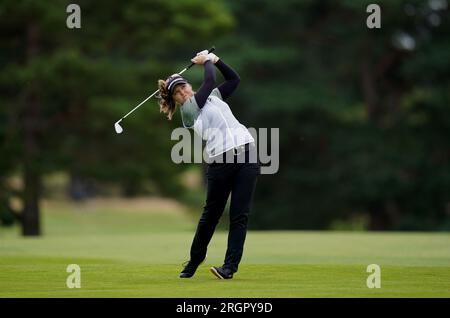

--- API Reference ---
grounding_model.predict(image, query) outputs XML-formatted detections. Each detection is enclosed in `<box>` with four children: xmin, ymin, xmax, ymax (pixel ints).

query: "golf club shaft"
<box><xmin>121</xmin><ymin>89</ymin><xmax>160</xmax><ymax>120</ymax></box>
<box><xmin>120</xmin><ymin>46</ymin><xmax>215</xmax><ymax>121</ymax></box>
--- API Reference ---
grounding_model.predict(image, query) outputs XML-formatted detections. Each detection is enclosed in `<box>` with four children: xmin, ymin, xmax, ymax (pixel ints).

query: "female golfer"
<box><xmin>157</xmin><ymin>51</ymin><xmax>259</xmax><ymax>279</ymax></box>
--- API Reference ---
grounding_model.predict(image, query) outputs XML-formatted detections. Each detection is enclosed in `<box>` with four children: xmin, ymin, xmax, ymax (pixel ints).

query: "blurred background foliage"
<box><xmin>0</xmin><ymin>0</ymin><xmax>449</xmax><ymax>234</ymax></box>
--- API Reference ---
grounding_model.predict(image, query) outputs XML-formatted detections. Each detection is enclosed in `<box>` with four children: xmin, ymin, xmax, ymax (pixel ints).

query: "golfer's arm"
<box><xmin>194</xmin><ymin>61</ymin><xmax>216</xmax><ymax>109</ymax></box>
<box><xmin>215</xmin><ymin>60</ymin><xmax>240</xmax><ymax>100</ymax></box>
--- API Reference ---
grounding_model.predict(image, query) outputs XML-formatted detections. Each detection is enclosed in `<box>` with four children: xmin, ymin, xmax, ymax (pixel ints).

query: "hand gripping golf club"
<box><xmin>114</xmin><ymin>46</ymin><xmax>216</xmax><ymax>134</ymax></box>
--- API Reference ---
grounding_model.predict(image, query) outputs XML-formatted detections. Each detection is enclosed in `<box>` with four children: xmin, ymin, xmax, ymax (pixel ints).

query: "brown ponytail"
<box><xmin>157</xmin><ymin>79</ymin><xmax>176</xmax><ymax>120</ymax></box>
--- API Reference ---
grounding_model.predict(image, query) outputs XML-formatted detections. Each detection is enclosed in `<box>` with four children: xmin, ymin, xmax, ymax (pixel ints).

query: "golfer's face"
<box><xmin>173</xmin><ymin>84</ymin><xmax>193</xmax><ymax>104</ymax></box>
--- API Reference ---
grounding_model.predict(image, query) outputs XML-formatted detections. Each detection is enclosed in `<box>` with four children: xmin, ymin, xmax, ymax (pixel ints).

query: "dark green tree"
<box><xmin>216</xmin><ymin>0</ymin><xmax>450</xmax><ymax>230</ymax></box>
<box><xmin>0</xmin><ymin>0</ymin><xmax>233</xmax><ymax>235</ymax></box>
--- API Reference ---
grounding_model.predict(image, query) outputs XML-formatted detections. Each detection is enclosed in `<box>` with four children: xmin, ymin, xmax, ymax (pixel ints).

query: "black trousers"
<box><xmin>189</xmin><ymin>144</ymin><xmax>260</xmax><ymax>273</ymax></box>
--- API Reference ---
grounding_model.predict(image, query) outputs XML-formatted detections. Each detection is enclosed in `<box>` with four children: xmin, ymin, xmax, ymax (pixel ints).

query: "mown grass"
<box><xmin>0</xmin><ymin>199</ymin><xmax>449</xmax><ymax>297</ymax></box>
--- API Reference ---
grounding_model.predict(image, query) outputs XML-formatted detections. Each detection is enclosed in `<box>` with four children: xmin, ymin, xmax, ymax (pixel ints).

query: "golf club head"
<box><xmin>114</xmin><ymin>120</ymin><xmax>123</xmax><ymax>134</ymax></box>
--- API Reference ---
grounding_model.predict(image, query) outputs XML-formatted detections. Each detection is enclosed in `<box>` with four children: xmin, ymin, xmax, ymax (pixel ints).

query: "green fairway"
<box><xmin>0</xmin><ymin>200</ymin><xmax>449</xmax><ymax>297</ymax></box>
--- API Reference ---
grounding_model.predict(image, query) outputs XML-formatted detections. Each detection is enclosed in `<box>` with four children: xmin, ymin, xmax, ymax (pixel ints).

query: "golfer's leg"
<box><xmin>224</xmin><ymin>163</ymin><xmax>259</xmax><ymax>272</ymax></box>
<box><xmin>189</xmin><ymin>164</ymin><xmax>232</xmax><ymax>263</ymax></box>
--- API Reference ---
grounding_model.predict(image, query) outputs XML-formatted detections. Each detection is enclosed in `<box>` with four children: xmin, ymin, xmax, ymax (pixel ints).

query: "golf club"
<box><xmin>114</xmin><ymin>46</ymin><xmax>216</xmax><ymax>134</ymax></box>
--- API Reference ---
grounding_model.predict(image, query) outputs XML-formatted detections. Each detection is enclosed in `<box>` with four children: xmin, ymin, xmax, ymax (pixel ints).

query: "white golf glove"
<box><xmin>196</xmin><ymin>50</ymin><xmax>208</xmax><ymax>56</ymax></box>
<box><xmin>207</xmin><ymin>53</ymin><xmax>219</xmax><ymax>64</ymax></box>
<box><xmin>196</xmin><ymin>50</ymin><xmax>219</xmax><ymax>64</ymax></box>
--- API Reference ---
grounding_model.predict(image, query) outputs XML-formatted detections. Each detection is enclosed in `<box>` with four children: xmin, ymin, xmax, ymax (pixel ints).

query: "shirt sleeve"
<box><xmin>194</xmin><ymin>61</ymin><xmax>216</xmax><ymax>109</ymax></box>
<box><xmin>215</xmin><ymin>59</ymin><xmax>241</xmax><ymax>100</ymax></box>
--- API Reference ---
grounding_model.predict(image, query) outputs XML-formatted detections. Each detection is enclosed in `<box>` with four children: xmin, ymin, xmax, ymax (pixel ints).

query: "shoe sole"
<box><xmin>209</xmin><ymin>267</ymin><xmax>225</xmax><ymax>279</ymax></box>
<box><xmin>179</xmin><ymin>255</ymin><xmax>208</xmax><ymax>279</ymax></box>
